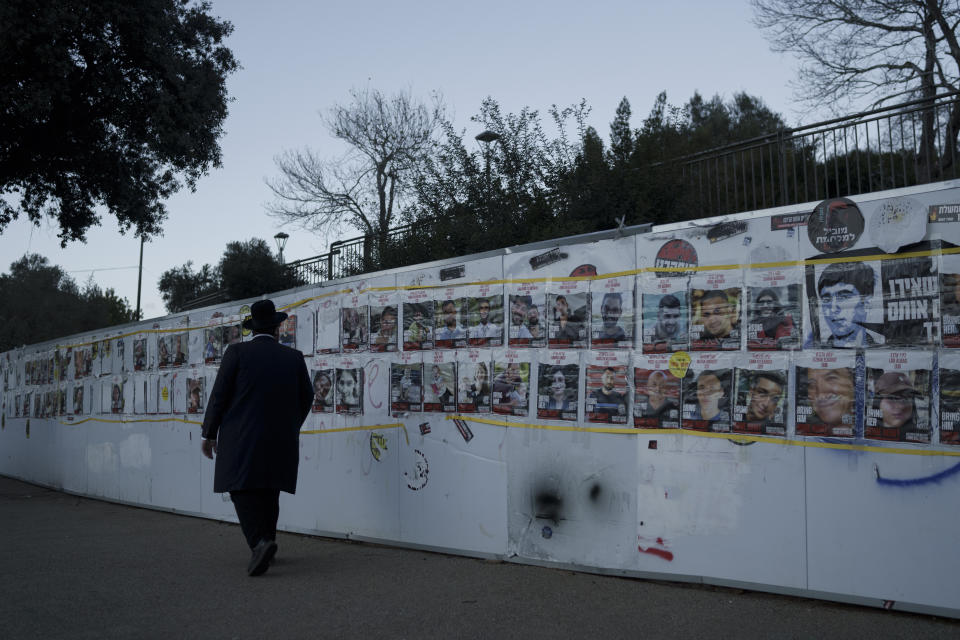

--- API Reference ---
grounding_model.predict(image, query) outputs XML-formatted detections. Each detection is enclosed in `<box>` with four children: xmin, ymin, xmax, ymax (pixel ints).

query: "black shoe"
<box><xmin>248</xmin><ymin>539</ymin><xmax>278</xmax><ymax>576</ymax></box>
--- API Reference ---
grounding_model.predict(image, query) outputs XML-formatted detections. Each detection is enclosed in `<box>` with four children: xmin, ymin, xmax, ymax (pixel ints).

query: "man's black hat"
<box><xmin>243</xmin><ymin>299</ymin><xmax>288</xmax><ymax>331</ymax></box>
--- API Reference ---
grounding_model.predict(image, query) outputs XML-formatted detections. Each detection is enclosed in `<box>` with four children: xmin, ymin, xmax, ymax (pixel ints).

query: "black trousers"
<box><xmin>229</xmin><ymin>489</ymin><xmax>281</xmax><ymax>549</ymax></box>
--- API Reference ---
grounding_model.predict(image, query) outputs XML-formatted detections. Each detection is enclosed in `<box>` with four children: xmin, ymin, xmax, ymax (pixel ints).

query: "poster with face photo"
<box><xmin>940</xmin><ymin>253</ymin><xmax>960</xmax><ymax>348</ymax></box>
<box><xmin>391</xmin><ymin>352</ymin><xmax>422</xmax><ymax>414</ymax></box>
<box><xmin>100</xmin><ymin>340</ymin><xmax>113</xmax><ymax>376</ymax></box>
<box><xmin>335</xmin><ymin>360</ymin><xmax>363</xmax><ymax>415</ymax></box>
<box><xmin>537</xmin><ymin>350</ymin><xmax>580</xmax><ymax>422</ymax></box>
<box><xmin>584</xmin><ymin>351</ymin><xmax>629</xmax><ymax>425</ymax></box>
<box><xmin>434</xmin><ymin>288</ymin><xmax>468</xmax><ymax>349</ymax></box>
<box><xmin>732</xmin><ymin>353</ymin><xmax>789</xmax><ymax>436</ymax></box>
<box><xmin>632</xmin><ymin>353</ymin><xmax>681</xmax><ymax>429</ymax></box>
<box><xmin>590</xmin><ymin>277</ymin><xmax>634</xmax><ymax>349</ymax></box>
<box><xmin>681</xmin><ymin>352</ymin><xmax>735</xmax><ymax>432</ymax></box>
<box><xmin>864</xmin><ymin>350</ymin><xmax>931</xmax><ymax>443</ymax></box>
<box><xmin>939</xmin><ymin>350</ymin><xmax>960</xmax><ymax>444</ymax></box>
<box><xmin>315</xmin><ymin>295</ymin><xmax>341</xmax><ymax>354</ymax></box>
<box><xmin>689</xmin><ymin>271</ymin><xmax>741</xmax><ymax>351</ymax></box>
<box><xmin>465</xmin><ymin>283</ymin><xmax>504</xmax><ymax>347</ymax></box>
<box><xmin>71</xmin><ymin>383</ymin><xmax>85</xmax><ymax>416</ymax></box>
<box><xmin>423</xmin><ymin>350</ymin><xmax>457</xmax><ymax>413</ymax></box>
<box><xmin>203</xmin><ymin>326</ymin><xmax>223</xmax><ymax>364</ymax></box>
<box><xmin>506</xmin><ymin>281</ymin><xmax>547</xmax><ymax>348</ymax></box>
<box><xmin>491</xmin><ymin>349</ymin><xmax>531</xmax><ymax>417</ymax></box>
<box><xmin>547</xmin><ymin>281</ymin><xmax>589</xmax><ymax>349</ymax></box>
<box><xmin>457</xmin><ymin>349</ymin><xmax>491</xmax><ymax>413</ymax></box>
<box><xmin>104</xmin><ymin>376</ymin><xmax>125</xmax><ymax>414</ymax></box>
<box><xmin>369</xmin><ymin>292</ymin><xmax>399</xmax><ymax>353</ymax></box>
<box><xmin>186</xmin><ymin>374</ymin><xmax>205</xmax><ymax>414</ymax></box>
<box><xmin>745</xmin><ymin>268</ymin><xmax>803</xmax><ymax>350</ymax></box>
<box><xmin>640</xmin><ymin>274</ymin><xmax>688</xmax><ymax>353</ymax></box>
<box><xmin>340</xmin><ymin>294</ymin><xmax>369</xmax><ymax>353</ymax></box>
<box><xmin>310</xmin><ymin>357</ymin><xmax>335</xmax><ymax>414</ymax></box>
<box><xmin>402</xmin><ymin>288</ymin><xmax>434</xmax><ymax>351</ymax></box>
<box><xmin>278</xmin><ymin>314</ymin><xmax>298</xmax><ymax>349</ymax></box>
<box><xmin>794</xmin><ymin>350</ymin><xmax>857</xmax><ymax>438</ymax></box>
<box><xmin>133</xmin><ymin>338</ymin><xmax>148</xmax><ymax>371</ymax></box>
<box><xmin>222</xmin><ymin>316</ymin><xmax>243</xmax><ymax>350</ymax></box>
<box><xmin>805</xmin><ymin>259</ymin><xmax>885</xmax><ymax>349</ymax></box>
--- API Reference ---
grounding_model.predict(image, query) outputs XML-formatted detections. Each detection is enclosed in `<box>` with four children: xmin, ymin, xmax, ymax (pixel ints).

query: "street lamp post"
<box><xmin>273</xmin><ymin>232</ymin><xmax>289</xmax><ymax>263</ymax></box>
<box><xmin>475</xmin><ymin>130</ymin><xmax>500</xmax><ymax>226</ymax></box>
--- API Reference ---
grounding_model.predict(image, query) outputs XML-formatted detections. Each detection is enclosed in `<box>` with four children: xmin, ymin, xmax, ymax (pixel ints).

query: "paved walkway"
<box><xmin>1</xmin><ymin>475</ymin><xmax>957</xmax><ymax>639</ymax></box>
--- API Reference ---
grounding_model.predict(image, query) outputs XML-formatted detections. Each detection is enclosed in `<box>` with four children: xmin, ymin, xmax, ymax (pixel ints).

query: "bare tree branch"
<box><xmin>265</xmin><ymin>88</ymin><xmax>443</xmax><ymax>249</ymax></box>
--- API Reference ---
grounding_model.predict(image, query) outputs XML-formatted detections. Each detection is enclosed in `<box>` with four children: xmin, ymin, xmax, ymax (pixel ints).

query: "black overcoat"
<box><xmin>201</xmin><ymin>336</ymin><xmax>313</xmax><ymax>494</ymax></box>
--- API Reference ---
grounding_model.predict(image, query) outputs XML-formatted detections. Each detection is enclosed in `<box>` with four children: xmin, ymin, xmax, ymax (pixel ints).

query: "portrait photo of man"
<box><xmin>691</xmin><ymin>289</ymin><xmax>739</xmax><ymax>350</ymax></box>
<box><xmin>587</xmin><ymin>366</ymin><xmax>627</xmax><ymax>422</ymax></box>
<box><xmin>642</xmin><ymin>293</ymin><xmax>686</xmax><ymax>353</ymax></box>
<box><xmin>747</xmin><ymin>286</ymin><xmax>799</xmax><ymax>350</ymax></box>
<box><xmin>812</xmin><ymin>261</ymin><xmax>884</xmax><ymax>348</ymax></box>
<box><xmin>734</xmin><ymin>369</ymin><xmax>787</xmax><ymax>435</ymax></box>
<box><xmin>639</xmin><ymin>370</ymin><xmax>679</xmax><ymax>423</ymax></box>
<box><xmin>797</xmin><ymin>365</ymin><xmax>856</xmax><ymax>436</ymax></box>
<box><xmin>468</xmin><ymin>296</ymin><xmax>501</xmax><ymax>343</ymax></box>
<box><xmin>592</xmin><ymin>292</ymin><xmax>631</xmax><ymax>347</ymax></box>
<box><xmin>508</xmin><ymin>295</ymin><xmax>533</xmax><ymax>341</ymax></box>
<box><xmin>435</xmin><ymin>299</ymin><xmax>466</xmax><ymax>345</ymax></box>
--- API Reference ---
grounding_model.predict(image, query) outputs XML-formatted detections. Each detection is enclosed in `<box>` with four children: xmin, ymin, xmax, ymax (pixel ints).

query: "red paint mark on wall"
<box><xmin>638</xmin><ymin>546</ymin><xmax>674</xmax><ymax>561</ymax></box>
<box><xmin>638</xmin><ymin>535</ymin><xmax>674</xmax><ymax>562</ymax></box>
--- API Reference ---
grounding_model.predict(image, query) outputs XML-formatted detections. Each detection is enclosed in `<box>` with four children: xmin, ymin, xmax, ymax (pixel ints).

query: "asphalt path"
<box><xmin>1</xmin><ymin>475</ymin><xmax>957</xmax><ymax>639</ymax></box>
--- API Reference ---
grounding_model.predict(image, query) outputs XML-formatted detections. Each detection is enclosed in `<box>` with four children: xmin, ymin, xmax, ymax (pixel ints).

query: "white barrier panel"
<box><xmin>4</xmin><ymin>181</ymin><xmax>960</xmax><ymax>617</ymax></box>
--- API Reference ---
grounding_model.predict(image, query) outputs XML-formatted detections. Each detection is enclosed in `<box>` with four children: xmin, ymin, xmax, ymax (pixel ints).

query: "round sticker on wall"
<box><xmin>807</xmin><ymin>197</ymin><xmax>864</xmax><ymax>253</ymax></box>
<box><xmin>654</xmin><ymin>239</ymin><xmax>698</xmax><ymax>277</ymax></box>
<box><xmin>869</xmin><ymin>197</ymin><xmax>926</xmax><ymax>253</ymax></box>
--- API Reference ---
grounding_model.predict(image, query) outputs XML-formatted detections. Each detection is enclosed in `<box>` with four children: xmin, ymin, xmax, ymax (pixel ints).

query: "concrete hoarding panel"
<box><xmin>4</xmin><ymin>181</ymin><xmax>960</xmax><ymax>616</ymax></box>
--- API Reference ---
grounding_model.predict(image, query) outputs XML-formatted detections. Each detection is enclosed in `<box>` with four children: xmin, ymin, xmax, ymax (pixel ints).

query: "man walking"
<box><xmin>201</xmin><ymin>299</ymin><xmax>313</xmax><ymax>576</ymax></box>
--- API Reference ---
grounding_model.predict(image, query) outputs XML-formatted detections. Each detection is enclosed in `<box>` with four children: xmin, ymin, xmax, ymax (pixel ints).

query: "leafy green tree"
<box><xmin>0</xmin><ymin>255</ymin><xmax>135</xmax><ymax>351</ymax></box>
<box><xmin>157</xmin><ymin>238</ymin><xmax>304</xmax><ymax>313</ymax></box>
<box><xmin>0</xmin><ymin>0</ymin><xmax>238</xmax><ymax>245</ymax></box>
<box><xmin>157</xmin><ymin>262</ymin><xmax>220</xmax><ymax>313</ymax></box>
<box><xmin>218</xmin><ymin>238</ymin><xmax>303</xmax><ymax>302</ymax></box>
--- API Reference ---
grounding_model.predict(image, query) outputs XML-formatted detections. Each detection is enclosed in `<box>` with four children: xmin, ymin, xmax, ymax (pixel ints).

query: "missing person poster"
<box><xmin>310</xmin><ymin>358</ymin><xmax>335</xmax><ymax>414</ymax></box>
<box><xmin>547</xmin><ymin>280</ymin><xmax>589</xmax><ymax>349</ymax></box>
<box><xmin>434</xmin><ymin>287</ymin><xmax>468</xmax><ymax>350</ymax></box>
<box><xmin>745</xmin><ymin>268</ymin><xmax>803</xmax><ymax>350</ymax></box>
<box><xmin>507</xmin><ymin>281</ymin><xmax>547</xmax><ymax>348</ymax></box>
<box><xmin>278</xmin><ymin>314</ymin><xmax>298</xmax><ymax>349</ymax></box>
<box><xmin>457</xmin><ymin>349</ymin><xmax>491</xmax><ymax>413</ymax></box>
<box><xmin>402</xmin><ymin>288</ymin><xmax>434</xmax><ymax>351</ymax></box>
<box><xmin>805</xmin><ymin>259</ymin><xmax>885</xmax><ymax>348</ymax></box>
<box><xmin>491</xmin><ymin>349</ymin><xmax>531</xmax><ymax>417</ymax></box>
<box><xmin>133</xmin><ymin>338</ymin><xmax>148</xmax><ymax>372</ymax></box>
<box><xmin>794</xmin><ymin>350</ymin><xmax>857</xmax><ymax>437</ymax></box>
<box><xmin>186</xmin><ymin>374</ymin><xmax>205</xmax><ymax>414</ymax></box>
<box><xmin>590</xmin><ymin>276</ymin><xmax>634</xmax><ymax>349</ymax></box>
<box><xmin>335</xmin><ymin>358</ymin><xmax>364</xmax><ymax>415</ymax></box>
<box><xmin>423</xmin><ymin>350</ymin><xmax>457</xmax><ymax>413</ymax></box>
<box><xmin>315</xmin><ymin>296</ymin><xmax>342</xmax><ymax>354</ymax></box>
<box><xmin>584</xmin><ymin>351</ymin><xmax>629</xmax><ymax>424</ymax></box>
<box><xmin>465</xmin><ymin>283</ymin><xmax>504</xmax><ymax>348</ymax></box>
<box><xmin>732</xmin><ymin>353</ymin><xmax>789</xmax><ymax>436</ymax></box>
<box><xmin>369</xmin><ymin>292</ymin><xmax>399</xmax><ymax>353</ymax></box>
<box><xmin>681</xmin><ymin>351</ymin><xmax>735</xmax><ymax>432</ymax></box>
<box><xmin>391</xmin><ymin>352</ymin><xmax>423</xmax><ymax>414</ymax></box>
<box><xmin>203</xmin><ymin>325</ymin><xmax>223</xmax><ymax>365</ymax></box>
<box><xmin>939</xmin><ymin>350</ymin><xmax>960</xmax><ymax>444</ymax></box>
<box><xmin>864</xmin><ymin>350</ymin><xmax>931</xmax><ymax>443</ymax></box>
<box><xmin>537</xmin><ymin>349</ymin><xmax>580</xmax><ymax>421</ymax></box>
<box><xmin>632</xmin><ymin>353</ymin><xmax>681</xmax><ymax>429</ymax></box>
<box><xmin>637</xmin><ymin>273</ymin><xmax>689</xmax><ymax>353</ymax></box>
<box><xmin>340</xmin><ymin>294</ymin><xmax>369</xmax><ymax>353</ymax></box>
<box><xmin>940</xmin><ymin>253</ymin><xmax>960</xmax><ymax>348</ymax></box>
<box><xmin>689</xmin><ymin>271</ymin><xmax>741</xmax><ymax>351</ymax></box>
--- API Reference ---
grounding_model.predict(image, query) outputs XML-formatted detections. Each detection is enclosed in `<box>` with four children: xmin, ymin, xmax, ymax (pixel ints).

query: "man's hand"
<box><xmin>201</xmin><ymin>438</ymin><xmax>217</xmax><ymax>459</ymax></box>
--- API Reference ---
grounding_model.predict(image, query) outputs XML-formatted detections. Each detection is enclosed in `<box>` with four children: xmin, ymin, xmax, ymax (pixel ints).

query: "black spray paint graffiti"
<box><xmin>404</xmin><ymin>449</ymin><xmax>429</xmax><ymax>491</ymax></box>
<box><xmin>532</xmin><ymin>478</ymin><xmax>606</xmax><ymax>537</ymax></box>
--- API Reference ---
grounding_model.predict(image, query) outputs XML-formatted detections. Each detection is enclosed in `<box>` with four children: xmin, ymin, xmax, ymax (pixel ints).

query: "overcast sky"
<box><xmin>0</xmin><ymin>0</ymin><xmax>812</xmax><ymax>321</ymax></box>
